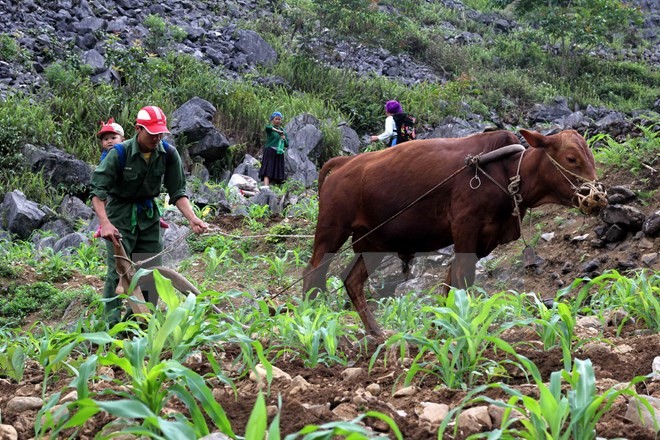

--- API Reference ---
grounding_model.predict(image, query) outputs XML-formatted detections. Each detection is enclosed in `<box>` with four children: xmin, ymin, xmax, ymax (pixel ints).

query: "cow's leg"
<box><xmin>303</xmin><ymin>224</ymin><xmax>351</xmax><ymax>299</ymax></box>
<box><xmin>449</xmin><ymin>252</ymin><xmax>479</xmax><ymax>289</ymax></box>
<box><xmin>398</xmin><ymin>253</ymin><xmax>414</xmax><ymax>280</ymax></box>
<box><xmin>344</xmin><ymin>253</ymin><xmax>384</xmax><ymax>336</ymax></box>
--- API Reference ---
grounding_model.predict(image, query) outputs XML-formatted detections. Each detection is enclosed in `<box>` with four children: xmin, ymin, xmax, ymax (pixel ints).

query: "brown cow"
<box><xmin>303</xmin><ymin>129</ymin><xmax>605</xmax><ymax>336</ymax></box>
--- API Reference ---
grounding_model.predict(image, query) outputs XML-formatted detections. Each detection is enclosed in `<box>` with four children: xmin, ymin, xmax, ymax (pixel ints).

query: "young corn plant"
<box><xmin>0</xmin><ymin>329</ymin><xmax>27</xmax><ymax>382</ymax></box>
<box><xmin>274</xmin><ymin>297</ymin><xmax>358</xmax><ymax>368</ymax></box>
<box><xmin>259</xmin><ymin>253</ymin><xmax>291</xmax><ymax>287</ymax></box>
<box><xmin>442</xmin><ymin>357</ymin><xmax>655</xmax><ymax>440</ymax></box>
<box><xmin>129</xmin><ymin>269</ymin><xmax>222</xmax><ymax>363</ymax></box>
<box><xmin>72</xmin><ymin>241</ymin><xmax>105</xmax><ymax>276</ymax></box>
<box><xmin>562</xmin><ymin>269</ymin><xmax>660</xmax><ymax>331</ymax></box>
<box><xmin>284</xmin><ymin>411</ymin><xmax>403</xmax><ymax>440</ymax></box>
<box><xmin>377</xmin><ymin>289</ymin><xmax>522</xmax><ymax>389</ymax></box>
<box><xmin>203</xmin><ymin>246</ymin><xmax>238</xmax><ymax>279</ymax></box>
<box><xmin>374</xmin><ymin>292</ymin><xmax>431</xmax><ymax>333</ymax></box>
<box><xmin>54</xmin><ymin>274</ymin><xmax>237</xmax><ymax>439</ymax></box>
<box><xmin>532</xmin><ymin>301</ymin><xmax>585</xmax><ymax>371</ymax></box>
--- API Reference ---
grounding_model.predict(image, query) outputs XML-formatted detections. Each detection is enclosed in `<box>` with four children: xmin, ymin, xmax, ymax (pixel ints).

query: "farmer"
<box><xmin>90</xmin><ymin>105</ymin><xmax>208</xmax><ymax>326</ymax></box>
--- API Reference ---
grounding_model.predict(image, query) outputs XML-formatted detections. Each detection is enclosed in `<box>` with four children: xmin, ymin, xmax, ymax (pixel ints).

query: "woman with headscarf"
<box><xmin>259</xmin><ymin>111</ymin><xmax>289</xmax><ymax>187</ymax></box>
<box><xmin>370</xmin><ymin>100</ymin><xmax>404</xmax><ymax>147</ymax></box>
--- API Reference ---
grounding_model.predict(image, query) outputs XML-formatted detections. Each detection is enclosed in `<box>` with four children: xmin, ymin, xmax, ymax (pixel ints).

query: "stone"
<box><xmin>457</xmin><ymin>406</ymin><xmax>492</xmax><ymax>431</ymax></box>
<box><xmin>6</xmin><ymin>396</ymin><xmax>43</xmax><ymax>413</ymax></box>
<box><xmin>249</xmin><ymin>364</ymin><xmax>292</xmax><ymax>384</ymax></box>
<box><xmin>290</xmin><ymin>375</ymin><xmax>310</xmax><ymax>391</ymax></box>
<box><xmin>415</xmin><ymin>402</ymin><xmax>449</xmax><ymax>425</ymax></box>
<box><xmin>652</xmin><ymin>356</ymin><xmax>660</xmax><ymax>381</ymax></box>
<box><xmin>642</xmin><ymin>211</ymin><xmax>660</xmax><ymax>237</ymax></box>
<box><xmin>576</xmin><ymin>316</ymin><xmax>603</xmax><ymax>330</ymax></box>
<box><xmin>487</xmin><ymin>404</ymin><xmax>524</xmax><ymax>426</ymax></box>
<box><xmin>332</xmin><ymin>403</ymin><xmax>358</xmax><ymax>420</ymax></box>
<box><xmin>0</xmin><ymin>425</ymin><xmax>18</xmax><ymax>440</ymax></box>
<box><xmin>600</xmin><ymin>204</ymin><xmax>645</xmax><ymax>231</ymax></box>
<box><xmin>625</xmin><ymin>395</ymin><xmax>660</xmax><ymax>432</ymax></box>
<box><xmin>60</xmin><ymin>390</ymin><xmax>78</xmax><ymax>403</ymax></box>
<box><xmin>393</xmin><ymin>386</ymin><xmax>417</xmax><ymax>397</ymax></box>
<box><xmin>341</xmin><ymin>367</ymin><xmax>366</xmax><ymax>383</ymax></box>
<box><xmin>366</xmin><ymin>383</ymin><xmax>381</xmax><ymax>396</ymax></box>
<box><xmin>199</xmin><ymin>433</ymin><xmax>232</xmax><ymax>440</ymax></box>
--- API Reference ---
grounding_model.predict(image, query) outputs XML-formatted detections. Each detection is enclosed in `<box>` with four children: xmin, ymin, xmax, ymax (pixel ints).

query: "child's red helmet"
<box><xmin>97</xmin><ymin>118</ymin><xmax>124</xmax><ymax>138</ymax></box>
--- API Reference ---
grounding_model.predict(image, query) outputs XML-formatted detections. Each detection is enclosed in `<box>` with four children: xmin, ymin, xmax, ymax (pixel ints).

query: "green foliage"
<box><xmin>284</xmin><ymin>194</ymin><xmax>318</xmax><ymax>223</ymax></box>
<box><xmin>562</xmin><ymin>269</ymin><xmax>660</xmax><ymax>332</ymax></box>
<box><xmin>442</xmin><ymin>357</ymin><xmax>651</xmax><ymax>440</ymax></box>
<box><xmin>495</xmin><ymin>0</ymin><xmax>642</xmax><ymax>79</ymax></box>
<box><xmin>0</xmin><ymin>282</ymin><xmax>60</xmax><ymax>324</ymax></box>
<box><xmin>143</xmin><ymin>14</ymin><xmax>187</xmax><ymax>54</ymax></box>
<box><xmin>265</xmin><ymin>222</ymin><xmax>296</xmax><ymax>244</ymax></box>
<box><xmin>285</xmin><ymin>411</ymin><xmax>403</xmax><ymax>439</ymax></box>
<box><xmin>372</xmin><ymin>289</ymin><xmax>522</xmax><ymax>389</ymax></box>
<box><xmin>590</xmin><ymin>122</ymin><xmax>659</xmax><ymax>174</ymax></box>
<box><xmin>272</xmin><ymin>296</ymin><xmax>359</xmax><ymax>368</ymax></box>
<box><xmin>0</xmin><ymin>33</ymin><xmax>22</xmax><ymax>62</ymax></box>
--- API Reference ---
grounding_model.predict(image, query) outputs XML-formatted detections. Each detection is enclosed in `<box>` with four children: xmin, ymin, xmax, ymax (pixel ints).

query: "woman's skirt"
<box><xmin>259</xmin><ymin>147</ymin><xmax>287</xmax><ymax>184</ymax></box>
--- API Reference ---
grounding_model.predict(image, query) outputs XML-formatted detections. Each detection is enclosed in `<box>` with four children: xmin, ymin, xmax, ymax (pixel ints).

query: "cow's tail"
<box><xmin>318</xmin><ymin>156</ymin><xmax>353</xmax><ymax>191</ymax></box>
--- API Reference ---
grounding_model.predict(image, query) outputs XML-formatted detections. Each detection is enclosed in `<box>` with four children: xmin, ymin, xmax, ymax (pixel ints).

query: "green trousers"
<box><xmin>103</xmin><ymin>220</ymin><xmax>163</xmax><ymax>326</ymax></box>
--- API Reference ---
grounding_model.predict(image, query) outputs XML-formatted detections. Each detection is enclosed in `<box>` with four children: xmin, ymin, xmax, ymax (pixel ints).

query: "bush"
<box><xmin>0</xmin><ymin>282</ymin><xmax>59</xmax><ymax>323</ymax></box>
<box><xmin>0</xmin><ymin>33</ymin><xmax>21</xmax><ymax>62</ymax></box>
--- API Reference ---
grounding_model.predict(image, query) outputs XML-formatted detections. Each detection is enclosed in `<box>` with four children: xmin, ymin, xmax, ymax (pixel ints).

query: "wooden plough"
<box><xmin>111</xmin><ymin>238</ymin><xmax>248</xmax><ymax>328</ymax></box>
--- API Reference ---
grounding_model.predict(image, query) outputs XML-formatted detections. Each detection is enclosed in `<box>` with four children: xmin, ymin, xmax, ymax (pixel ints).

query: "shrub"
<box><xmin>0</xmin><ymin>33</ymin><xmax>21</xmax><ymax>62</ymax></box>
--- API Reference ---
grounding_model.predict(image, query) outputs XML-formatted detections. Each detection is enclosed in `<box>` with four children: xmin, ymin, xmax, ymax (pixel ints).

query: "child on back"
<box><xmin>97</xmin><ymin>118</ymin><xmax>125</xmax><ymax>161</ymax></box>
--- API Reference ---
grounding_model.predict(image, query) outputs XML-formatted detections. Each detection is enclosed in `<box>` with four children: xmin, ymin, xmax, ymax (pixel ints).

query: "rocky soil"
<box><xmin>0</xmin><ymin>165</ymin><xmax>658</xmax><ymax>439</ymax></box>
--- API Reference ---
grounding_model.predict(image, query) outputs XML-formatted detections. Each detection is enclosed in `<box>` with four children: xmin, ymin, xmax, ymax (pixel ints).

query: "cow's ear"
<box><xmin>520</xmin><ymin>129</ymin><xmax>548</xmax><ymax>149</ymax></box>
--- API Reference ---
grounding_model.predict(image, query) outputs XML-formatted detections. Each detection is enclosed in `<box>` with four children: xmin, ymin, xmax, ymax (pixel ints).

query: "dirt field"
<box><xmin>0</xmin><ymin>167</ymin><xmax>658</xmax><ymax>439</ymax></box>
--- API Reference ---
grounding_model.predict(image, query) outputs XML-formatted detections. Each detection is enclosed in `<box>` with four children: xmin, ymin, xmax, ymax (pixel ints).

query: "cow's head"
<box><xmin>520</xmin><ymin>129</ymin><xmax>607</xmax><ymax>214</ymax></box>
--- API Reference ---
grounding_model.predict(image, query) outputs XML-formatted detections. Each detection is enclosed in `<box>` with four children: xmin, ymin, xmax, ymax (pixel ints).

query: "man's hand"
<box><xmin>100</xmin><ymin>221</ymin><xmax>121</xmax><ymax>246</ymax></box>
<box><xmin>190</xmin><ymin>216</ymin><xmax>208</xmax><ymax>234</ymax></box>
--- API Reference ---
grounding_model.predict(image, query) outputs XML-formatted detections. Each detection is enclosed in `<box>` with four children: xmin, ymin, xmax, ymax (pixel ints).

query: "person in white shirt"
<box><xmin>370</xmin><ymin>100</ymin><xmax>403</xmax><ymax>147</ymax></box>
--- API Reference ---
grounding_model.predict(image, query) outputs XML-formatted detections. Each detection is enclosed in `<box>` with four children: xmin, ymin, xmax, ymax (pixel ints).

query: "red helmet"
<box><xmin>135</xmin><ymin>106</ymin><xmax>170</xmax><ymax>135</ymax></box>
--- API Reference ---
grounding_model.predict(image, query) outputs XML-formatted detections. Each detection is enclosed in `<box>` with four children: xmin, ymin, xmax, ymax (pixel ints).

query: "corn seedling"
<box><xmin>0</xmin><ymin>343</ymin><xmax>26</xmax><ymax>382</ymax></box>
<box><xmin>443</xmin><ymin>357</ymin><xmax>655</xmax><ymax>440</ymax></box>
<box><xmin>562</xmin><ymin>269</ymin><xmax>660</xmax><ymax>331</ymax></box>
<box><xmin>274</xmin><ymin>298</ymin><xmax>356</xmax><ymax>368</ymax></box>
<box><xmin>284</xmin><ymin>410</ymin><xmax>403</xmax><ymax>440</ymax></box>
<box><xmin>203</xmin><ymin>246</ymin><xmax>238</xmax><ymax>279</ymax></box>
<box><xmin>417</xmin><ymin>289</ymin><xmax>519</xmax><ymax>388</ymax></box>
<box><xmin>259</xmin><ymin>253</ymin><xmax>291</xmax><ymax>286</ymax></box>
<box><xmin>72</xmin><ymin>241</ymin><xmax>105</xmax><ymax>275</ymax></box>
<box><xmin>374</xmin><ymin>292</ymin><xmax>430</xmax><ymax>333</ymax></box>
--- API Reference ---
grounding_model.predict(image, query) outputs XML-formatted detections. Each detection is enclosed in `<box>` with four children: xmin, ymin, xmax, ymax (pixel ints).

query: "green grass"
<box><xmin>590</xmin><ymin>122</ymin><xmax>659</xmax><ymax>174</ymax></box>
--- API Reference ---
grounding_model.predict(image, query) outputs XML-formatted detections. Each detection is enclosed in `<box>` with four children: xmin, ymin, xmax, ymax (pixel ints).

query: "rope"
<box><xmin>131</xmin><ymin>228</ymin><xmax>194</xmax><ymax>267</ymax></box>
<box><xmin>544</xmin><ymin>152</ymin><xmax>608</xmax><ymax>215</ymax></box>
<box><xmin>468</xmin><ymin>149</ymin><xmax>528</xmax><ymax>246</ymax></box>
<box><xmin>205</xmin><ymin>226</ymin><xmax>314</xmax><ymax>240</ymax></box>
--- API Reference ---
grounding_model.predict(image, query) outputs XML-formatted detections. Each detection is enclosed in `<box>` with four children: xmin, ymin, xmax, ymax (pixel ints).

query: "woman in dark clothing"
<box><xmin>259</xmin><ymin>111</ymin><xmax>289</xmax><ymax>186</ymax></box>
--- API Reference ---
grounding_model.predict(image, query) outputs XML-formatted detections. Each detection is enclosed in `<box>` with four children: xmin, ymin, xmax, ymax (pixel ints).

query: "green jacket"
<box><xmin>265</xmin><ymin>124</ymin><xmax>289</xmax><ymax>152</ymax></box>
<box><xmin>90</xmin><ymin>136</ymin><xmax>187</xmax><ymax>232</ymax></box>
